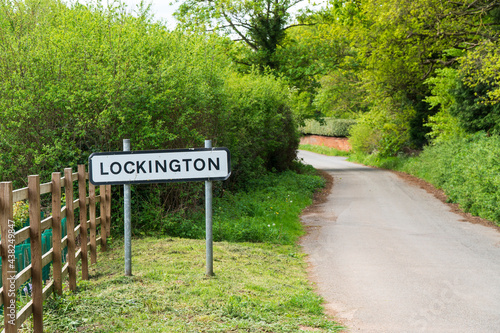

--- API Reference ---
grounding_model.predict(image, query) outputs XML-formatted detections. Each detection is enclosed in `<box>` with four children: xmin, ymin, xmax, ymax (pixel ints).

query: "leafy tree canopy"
<box><xmin>316</xmin><ymin>0</ymin><xmax>500</xmax><ymax>152</ymax></box>
<box><xmin>460</xmin><ymin>41</ymin><xmax>500</xmax><ymax>105</ymax></box>
<box><xmin>174</xmin><ymin>0</ymin><xmax>319</xmax><ymax>70</ymax></box>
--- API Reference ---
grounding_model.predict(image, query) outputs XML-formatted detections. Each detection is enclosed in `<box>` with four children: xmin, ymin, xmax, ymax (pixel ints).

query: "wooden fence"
<box><xmin>0</xmin><ymin>165</ymin><xmax>111</xmax><ymax>332</ymax></box>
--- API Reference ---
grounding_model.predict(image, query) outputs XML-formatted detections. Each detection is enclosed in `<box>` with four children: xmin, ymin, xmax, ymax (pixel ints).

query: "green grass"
<box><xmin>157</xmin><ymin>169</ymin><xmax>326</xmax><ymax>245</ymax></box>
<box><xmin>346</xmin><ymin>151</ymin><xmax>410</xmax><ymax>170</ymax></box>
<box><xmin>299</xmin><ymin>144</ymin><xmax>350</xmax><ymax>157</ymax></box>
<box><xmin>37</xmin><ymin>237</ymin><xmax>344</xmax><ymax>332</ymax></box>
<box><xmin>5</xmin><ymin>167</ymin><xmax>343</xmax><ymax>332</ymax></box>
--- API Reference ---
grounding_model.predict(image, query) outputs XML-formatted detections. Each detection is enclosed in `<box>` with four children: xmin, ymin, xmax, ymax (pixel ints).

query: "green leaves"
<box><xmin>403</xmin><ymin>133</ymin><xmax>500</xmax><ymax>225</ymax></box>
<box><xmin>175</xmin><ymin>0</ymin><xmax>318</xmax><ymax>71</ymax></box>
<box><xmin>460</xmin><ymin>41</ymin><xmax>500</xmax><ymax>106</ymax></box>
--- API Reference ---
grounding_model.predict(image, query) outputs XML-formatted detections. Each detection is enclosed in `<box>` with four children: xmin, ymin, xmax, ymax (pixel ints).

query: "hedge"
<box><xmin>299</xmin><ymin>118</ymin><xmax>357</xmax><ymax>137</ymax></box>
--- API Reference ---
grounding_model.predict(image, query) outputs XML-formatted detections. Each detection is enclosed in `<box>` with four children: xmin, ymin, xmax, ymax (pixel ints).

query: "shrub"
<box><xmin>299</xmin><ymin>118</ymin><xmax>357</xmax><ymax>137</ymax></box>
<box><xmin>349</xmin><ymin>94</ymin><xmax>415</xmax><ymax>157</ymax></box>
<box><xmin>401</xmin><ymin>133</ymin><xmax>500</xmax><ymax>224</ymax></box>
<box><xmin>449</xmin><ymin>80</ymin><xmax>500</xmax><ymax>135</ymax></box>
<box><xmin>424</xmin><ymin>68</ymin><xmax>466</xmax><ymax>143</ymax></box>
<box><xmin>0</xmin><ymin>0</ymin><xmax>300</xmax><ymax>235</ymax></box>
<box><xmin>220</xmin><ymin>72</ymin><xmax>299</xmax><ymax>186</ymax></box>
<box><xmin>0</xmin><ymin>1</ymin><xmax>298</xmax><ymax>185</ymax></box>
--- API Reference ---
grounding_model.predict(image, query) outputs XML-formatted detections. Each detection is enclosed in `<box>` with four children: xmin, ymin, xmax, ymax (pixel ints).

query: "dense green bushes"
<box><xmin>299</xmin><ymin>118</ymin><xmax>356</xmax><ymax>137</ymax></box>
<box><xmin>221</xmin><ymin>72</ymin><xmax>299</xmax><ymax>185</ymax></box>
<box><xmin>0</xmin><ymin>0</ymin><xmax>300</xmax><ymax>236</ymax></box>
<box><xmin>0</xmin><ymin>0</ymin><xmax>298</xmax><ymax>186</ymax></box>
<box><xmin>349</xmin><ymin>94</ymin><xmax>415</xmax><ymax>156</ymax></box>
<box><xmin>401</xmin><ymin>133</ymin><xmax>500</xmax><ymax>224</ymax></box>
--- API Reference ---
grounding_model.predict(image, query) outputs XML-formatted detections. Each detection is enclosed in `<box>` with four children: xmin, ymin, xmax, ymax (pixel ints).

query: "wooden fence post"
<box><xmin>64</xmin><ymin>168</ymin><xmax>77</xmax><ymax>291</ymax></box>
<box><xmin>99</xmin><ymin>185</ymin><xmax>107</xmax><ymax>252</ymax></box>
<box><xmin>0</xmin><ymin>182</ymin><xmax>16</xmax><ymax>333</ymax></box>
<box><xmin>29</xmin><ymin>175</ymin><xmax>43</xmax><ymax>333</ymax></box>
<box><xmin>89</xmin><ymin>183</ymin><xmax>97</xmax><ymax>264</ymax></box>
<box><xmin>78</xmin><ymin>165</ymin><xmax>89</xmax><ymax>280</ymax></box>
<box><xmin>106</xmin><ymin>185</ymin><xmax>111</xmax><ymax>237</ymax></box>
<box><xmin>51</xmin><ymin>172</ymin><xmax>63</xmax><ymax>295</ymax></box>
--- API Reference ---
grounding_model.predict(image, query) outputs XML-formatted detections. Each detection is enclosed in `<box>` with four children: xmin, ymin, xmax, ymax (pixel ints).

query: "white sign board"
<box><xmin>89</xmin><ymin>148</ymin><xmax>230</xmax><ymax>185</ymax></box>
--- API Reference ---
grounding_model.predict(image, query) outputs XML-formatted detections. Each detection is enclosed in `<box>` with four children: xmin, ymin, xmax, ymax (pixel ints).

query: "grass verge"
<box><xmin>298</xmin><ymin>145</ymin><xmax>350</xmax><ymax>157</ymax></box>
<box><xmin>8</xmin><ymin>167</ymin><xmax>343</xmax><ymax>332</ymax></box>
<box><xmin>346</xmin><ymin>152</ymin><xmax>409</xmax><ymax>170</ymax></box>
<box><xmin>39</xmin><ymin>238</ymin><xmax>344</xmax><ymax>332</ymax></box>
<box><xmin>157</xmin><ymin>167</ymin><xmax>326</xmax><ymax>245</ymax></box>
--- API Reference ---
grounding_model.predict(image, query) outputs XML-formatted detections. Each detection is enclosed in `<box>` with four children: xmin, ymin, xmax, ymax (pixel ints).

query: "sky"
<box><xmin>80</xmin><ymin>1</ymin><xmax>329</xmax><ymax>29</ymax></box>
<box><xmin>120</xmin><ymin>0</ymin><xmax>180</xmax><ymax>28</ymax></box>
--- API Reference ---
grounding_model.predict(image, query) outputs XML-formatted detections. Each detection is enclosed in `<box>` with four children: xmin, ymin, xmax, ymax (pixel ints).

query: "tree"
<box><xmin>322</xmin><ymin>0</ymin><xmax>500</xmax><ymax>152</ymax></box>
<box><xmin>174</xmin><ymin>0</ymin><xmax>316</xmax><ymax>70</ymax></box>
<box><xmin>460</xmin><ymin>41</ymin><xmax>500</xmax><ymax>106</ymax></box>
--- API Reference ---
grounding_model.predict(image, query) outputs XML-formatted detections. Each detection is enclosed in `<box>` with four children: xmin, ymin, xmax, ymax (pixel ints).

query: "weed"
<box><xmin>299</xmin><ymin>145</ymin><xmax>350</xmax><ymax>157</ymax></box>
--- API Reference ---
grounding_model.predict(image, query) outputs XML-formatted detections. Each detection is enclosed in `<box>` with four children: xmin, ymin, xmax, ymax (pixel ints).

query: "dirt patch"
<box><xmin>298</xmin><ymin>325</ymin><xmax>322</xmax><ymax>331</ymax></box>
<box><xmin>392</xmin><ymin>170</ymin><xmax>500</xmax><ymax>233</ymax></box>
<box><xmin>302</xmin><ymin>170</ymin><xmax>333</xmax><ymax>216</ymax></box>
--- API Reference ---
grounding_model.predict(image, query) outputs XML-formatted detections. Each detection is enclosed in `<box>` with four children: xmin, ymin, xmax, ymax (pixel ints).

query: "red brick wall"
<box><xmin>300</xmin><ymin>135</ymin><xmax>351</xmax><ymax>152</ymax></box>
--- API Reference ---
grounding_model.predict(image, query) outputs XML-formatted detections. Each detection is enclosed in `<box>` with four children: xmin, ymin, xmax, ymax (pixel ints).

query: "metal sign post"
<box><xmin>205</xmin><ymin>140</ymin><xmax>213</xmax><ymax>276</ymax></box>
<box><xmin>123</xmin><ymin>139</ymin><xmax>132</xmax><ymax>276</ymax></box>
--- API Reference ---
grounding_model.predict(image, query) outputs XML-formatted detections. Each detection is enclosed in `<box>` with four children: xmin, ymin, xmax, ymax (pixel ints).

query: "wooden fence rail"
<box><xmin>0</xmin><ymin>165</ymin><xmax>111</xmax><ymax>332</ymax></box>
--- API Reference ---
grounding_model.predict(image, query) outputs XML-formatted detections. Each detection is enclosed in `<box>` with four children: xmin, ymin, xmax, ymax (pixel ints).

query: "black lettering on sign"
<box><xmin>208</xmin><ymin>158</ymin><xmax>220</xmax><ymax>171</ymax></box>
<box><xmin>136</xmin><ymin>161</ymin><xmax>146</xmax><ymax>173</ymax></box>
<box><xmin>110</xmin><ymin>162</ymin><xmax>122</xmax><ymax>175</ymax></box>
<box><xmin>100</xmin><ymin>163</ymin><xmax>109</xmax><ymax>175</ymax></box>
<box><xmin>156</xmin><ymin>160</ymin><xmax>167</xmax><ymax>173</ymax></box>
<box><xmin>194</xmin><ymin>158</ymin><xmax>205</xmax><ymax>171</ymax></box>
<box><xmin>170</xmin><ymin>159</ymin><xmax>180</xmax><ymax>172</ymax></box>
<box><xmin>124</xmin><ymin>161</ymin><xmax>135</xmax><ymax>174</ymax></box>
<box><xmin>183</xmin><ymin>159</ymin><xmax>192</xmax><ymax>171</ymax></box>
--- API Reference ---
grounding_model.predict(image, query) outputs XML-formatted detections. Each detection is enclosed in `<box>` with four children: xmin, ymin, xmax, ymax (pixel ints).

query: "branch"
<box><xmin>283</xmin><ymin>22</ymin><xmax>317</xmax><ymax>30</ymax></box>
<box><xmin>283</xmin><ymin>0</ymin><xmax>306</xmax><ymax>12</ymax></box>
<box><xmin>423</xmin><ymin>58</ymin><xmax>457</xmax><ymax>67</ymax></box>
<box><xmin>232</xmin><ymin>58</ymin><xmax>253</xmax><ymax>67</ymax></box>
<box><xmin>220</xmin><ymin>8</ymin><xmax>259</xmax><ymax>50</ymax></box>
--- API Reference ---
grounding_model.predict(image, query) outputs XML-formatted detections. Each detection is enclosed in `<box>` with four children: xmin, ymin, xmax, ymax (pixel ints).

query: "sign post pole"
<box><xmin>123</xmin><ymin>139</ymin><xmax>132</xmax><ymax>276</ymax></box>
<box><xmin>205</xmin><ymin>140</ymin><xmax>214</xmax><ymax>276</ymax></box>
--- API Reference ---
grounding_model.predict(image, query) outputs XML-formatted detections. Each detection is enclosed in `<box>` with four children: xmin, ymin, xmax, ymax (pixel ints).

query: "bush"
<box><xmin>299</xmin><ymin>118</ymin><xmax>357</xmax><ymax>137</ymax></box>
<box><xmin>424</xmin><ymin>68</ymin><xmax>466</xmax><ymax>144</ymax></box>
<box><xmin>0</xmin><ymin>1</ymin><xmax>298</xmax><ymax>186</ymax></box>
<box><xmin>401</xmin><ymin>133</ymin><xmax>500</xmax><ymax>224</ymax></box>
<box><xmin>449</xmin><ymin>80</ymin><xmax>500</xmax><ymax>134</ymax></box>
<box><xmin>221</xmin><ymin>72</ymin><xmax>299</xmax><ymax>186</ymax></box>
<box><xmin>0</xmin><ymin>0</ymin><xmax>300</xmax><ymax>235</ymax></box>
<box><xmin>349</xmin><ymin>94</ymin><xmax>415</xmax><ymax>157</ymax></box>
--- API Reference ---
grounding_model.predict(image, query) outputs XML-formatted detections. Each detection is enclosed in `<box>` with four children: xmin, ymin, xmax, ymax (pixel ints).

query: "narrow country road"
<box><xmin>298</xmin><ymin>150</ymin><xmax>500</xmax><ymax>333</ymax></box>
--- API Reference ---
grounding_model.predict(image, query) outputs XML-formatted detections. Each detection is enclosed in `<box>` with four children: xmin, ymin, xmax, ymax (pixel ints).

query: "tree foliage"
<box><xmin>423</xmin><ymin>68</ymin><xmax>466</xmax><ymax>143</ymax></box>
<box><xmin>314</xmin><ymin>0</ymin><xmax>500</xmax><ymax>153</ymax></box>
<box><xmin>0</xmin><ymin>0</ymin><xmax>298</xmax><ymax>191</ymax></box>
<box><xmin>460</xmin><ymin>41</ymin><xmax>500</xmax><ymax>105</ymax></box>
<box><xmin>175</xmin><ymin>0</ymin><xmax>315</xmax><ymax>70</ymax></box>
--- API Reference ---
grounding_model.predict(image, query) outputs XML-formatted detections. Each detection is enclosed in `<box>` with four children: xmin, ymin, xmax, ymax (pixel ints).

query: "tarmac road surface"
<box><xmin>298</xmin><ymin>150</ymin><xmax>500</xmax><ymax>333</ymax></box>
